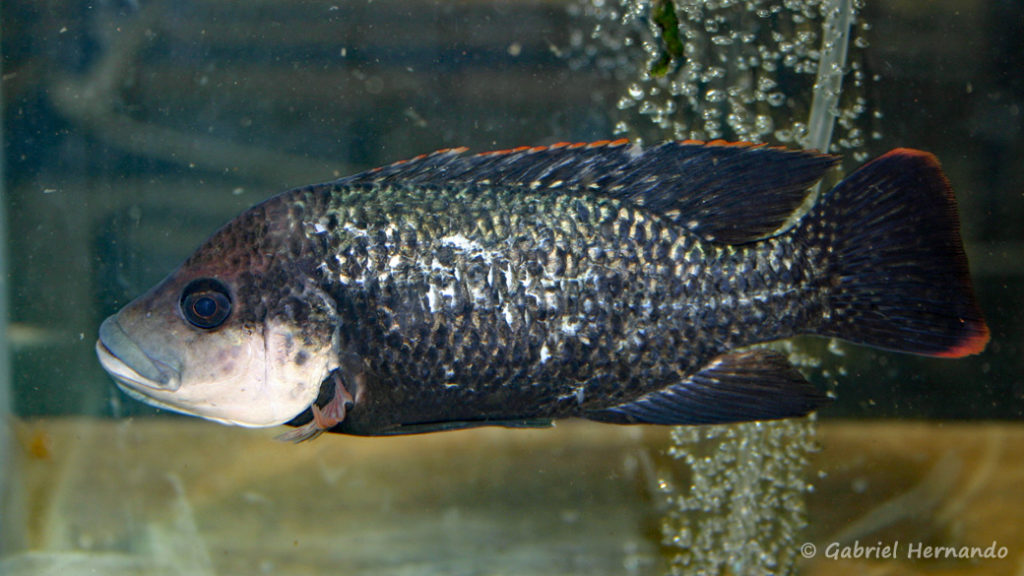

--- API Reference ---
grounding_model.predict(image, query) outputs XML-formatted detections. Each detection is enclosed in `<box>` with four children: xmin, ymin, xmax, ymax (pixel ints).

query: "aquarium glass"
<box><xmin>2</xmin><ymin>1</ymin><xmax>1022</xmax><ymax>574</ymax></box>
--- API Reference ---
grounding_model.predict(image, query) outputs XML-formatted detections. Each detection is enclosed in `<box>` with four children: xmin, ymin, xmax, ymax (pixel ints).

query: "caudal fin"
<box><xmin>803</xmin><ymin>149</ymin><xmax>989</xmax><ymax>357</ymax></box>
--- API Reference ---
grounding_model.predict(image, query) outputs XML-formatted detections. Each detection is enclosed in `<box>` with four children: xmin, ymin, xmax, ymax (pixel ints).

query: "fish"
<box><xmin>95</xmin><ymin>140</ymin><xmax>990</xmax><ymax>440</ymax></box>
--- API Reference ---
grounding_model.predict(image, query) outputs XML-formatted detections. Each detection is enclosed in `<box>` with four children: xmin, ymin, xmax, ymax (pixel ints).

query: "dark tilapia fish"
<box><xmin>96</xmin><ymin>141</ymin><xmax>989</xmax><ymax>440</ymax></box>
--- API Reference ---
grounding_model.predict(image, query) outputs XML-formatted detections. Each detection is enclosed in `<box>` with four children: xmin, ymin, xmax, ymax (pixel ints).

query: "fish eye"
<box><xmin>180</xmin><ymin>278</ymin><xmax>232</xmax><ymax>330</ymax></box>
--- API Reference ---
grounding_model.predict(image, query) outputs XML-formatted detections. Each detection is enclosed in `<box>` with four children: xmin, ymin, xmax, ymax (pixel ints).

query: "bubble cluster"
<box><xmin>564</xmin><ymin>4</ymin><xmax>872</xmax><ymax>572</ymax></box>
<box><xmin>660</xmin><ymin>419</ymin><xmax>818</xmax><ymax>575</ymax></box>
<box><xmin>568</xmin><ymin>0</ymin><xmax>878</xmax><ymax>163</ymax></box>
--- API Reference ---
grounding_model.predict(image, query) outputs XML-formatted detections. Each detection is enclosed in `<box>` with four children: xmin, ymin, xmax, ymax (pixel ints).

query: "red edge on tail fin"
<box><xmin>879</xmin><ymin>147</ymin><xmax>944</xmax><ymax>170</ymax></box>
<box><xmin>934</xmin><ymin>323</ymin><xmax>991</xmax><ymax>358</ymax></box>
<box><xmin>884</xmin><ymin>148</ymin><xmax>991</xmax><ymax>358</ymax></box>
<box><xmin>877</xmin><ymin>148</ymin><xmax>955</xmax><ymax>195</ymax></box>
<box><xmin>811</xmin><ymin>146</ymin><xmax>990</xmax><ymax>359</ymax></box>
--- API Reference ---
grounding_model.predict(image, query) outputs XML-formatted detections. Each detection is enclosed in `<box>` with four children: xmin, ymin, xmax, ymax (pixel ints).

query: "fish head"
<box><xmin>96</xmin><ymin>203</ymin><xmax>339</xmax><ymax>428</ymax></box>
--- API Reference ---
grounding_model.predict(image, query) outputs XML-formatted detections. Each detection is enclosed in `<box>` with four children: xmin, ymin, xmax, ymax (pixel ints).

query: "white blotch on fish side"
<box><xmin>558</xmin><ymin>384</ymin><xmax>586</xmax><ymax>407</ymax></box>
<box><xmin>560</xmin><ymin>318</ymin><xmax>581</xmax><ymax>336</ymax></box>
<box><xmin>343</xmin><ymin>223</ymin><xmax>369</xmax><ymax>238</ymax></box>
<box><xmin>540</xmin><ymin>343</ymin><xmax>551</xmax><ymax>364</ymax></box>
<box><xmin>439</xmin><ymin>233</ymin><xmax>482</xmax><ymax>252</ymax></box>
<box><xmin>427</xmin><ymin>284</ymin><xmax>441</xmax><ymax>314</ymax></box>
<box><xmin>334</xmin><ymin>254</ymin><xmax>352</xmax><ymax>285</ymax></box>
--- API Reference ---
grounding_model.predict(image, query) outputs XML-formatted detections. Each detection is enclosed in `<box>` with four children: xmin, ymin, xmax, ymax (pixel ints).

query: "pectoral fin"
<box><xmin>277</xmin><ymin>371</ymin><xmax>356</xmax><ymax>443</ymax></box>
<box><xmin>586</xmin><ymin>349</ymin><xmax>828</xmax><ymax>426</ymax></box>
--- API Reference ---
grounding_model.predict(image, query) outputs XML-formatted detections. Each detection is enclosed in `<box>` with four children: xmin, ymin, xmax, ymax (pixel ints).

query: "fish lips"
<box><xmin>96</xmin><ymin>315</ymin><xmax>181</xmax><ymax>394</ymax></box>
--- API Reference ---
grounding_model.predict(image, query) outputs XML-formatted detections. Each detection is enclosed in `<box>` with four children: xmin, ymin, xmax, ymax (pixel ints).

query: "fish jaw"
<box><xmin>96</xmin><ymin>317</ymin><xmax>194</xmax><ymax>419</ymax></box>
<box><xmin>97</xmin><ymin>315</ymin><xmax>181</xmax><ymax>392</ymax></box>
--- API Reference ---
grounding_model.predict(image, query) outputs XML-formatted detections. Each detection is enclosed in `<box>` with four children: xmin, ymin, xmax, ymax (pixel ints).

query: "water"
<box><xmin>3</xmin><ymin>1</ymin><xmax>1023</xmax><ymax>574</ymax></box>
<box><xmin>568</xmin><ymin>0</ymin><xmax>872</xmax><ymax>161</ymax></box>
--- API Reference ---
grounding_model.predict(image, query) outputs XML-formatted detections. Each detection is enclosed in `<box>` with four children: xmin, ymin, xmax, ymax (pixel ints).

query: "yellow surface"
<box><xmin>4</xmin><ymin>418</ymin><xmax>1023</xmax><ymax>575</ymax></box>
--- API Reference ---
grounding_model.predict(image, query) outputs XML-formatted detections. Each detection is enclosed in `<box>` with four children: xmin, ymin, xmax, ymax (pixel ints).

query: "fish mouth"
<box><xmin>96</xmin><ymin>315</ymin><xmax>181</xmax><ymax>396</ymax></box>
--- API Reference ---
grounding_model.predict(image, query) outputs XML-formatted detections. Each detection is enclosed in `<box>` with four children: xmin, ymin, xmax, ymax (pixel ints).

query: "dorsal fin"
<box><xmin>337</xmin><ymin>140</ymin><xmax>839</xmax><ymax>244</ymax></box>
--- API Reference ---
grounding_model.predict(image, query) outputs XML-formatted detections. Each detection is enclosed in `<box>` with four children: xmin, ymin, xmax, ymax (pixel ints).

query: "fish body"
<box><xmin>96</xmin><ymin>141</ymin><xmax>989</xmax><ymax>438</ymax></box>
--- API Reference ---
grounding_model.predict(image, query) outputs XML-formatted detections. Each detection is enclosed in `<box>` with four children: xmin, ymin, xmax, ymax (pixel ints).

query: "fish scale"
<box><xmin>271</xmin><ymin>178</ymin><xmax>817</xmax><ymax>432</ymax></box>
<box><xmin>96</xmin><ymin>142</ymin><xmax>988</xmax><ymax>438</ymax></box>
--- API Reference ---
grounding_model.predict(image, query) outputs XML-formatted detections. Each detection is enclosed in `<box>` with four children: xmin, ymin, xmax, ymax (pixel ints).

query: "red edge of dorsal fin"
<box><xmin>476</xmin><ymin>145</ymin><xmax>533</xmax><ymax>157</ymax></box>
<box><xmin>433</xmin><ymin>146</ymin><xmax>470</xmax><ymax>156</ymax></box>
<box><xmin>678</xmin><ymin>139</ymin><xmax>838</xmax><ymax>159</ymax></box>
<box><xmin>364</xmin><ymin>147</ymin><xmax>469</xmax><ymax>174</ymax></box>
<box><xmin>704</xmin><ymin>139</ymin><xmax>765</xmax><ymax>149</ymax></box>
<box><xmin>400</xmin><ymin>140</ymin><xmax>827</xmax><ymax>168</ymax></box>
<box><xmin>471</xmin><ymin>140</ymin><xmax>633</xmax><ymax>159</ymax></box>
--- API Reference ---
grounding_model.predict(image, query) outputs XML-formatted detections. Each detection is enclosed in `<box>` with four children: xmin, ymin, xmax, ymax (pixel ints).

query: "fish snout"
<box><xmin>97</xmin><ymin>315</ymin><xmax>180</xmax><ymax>391</ymax></box>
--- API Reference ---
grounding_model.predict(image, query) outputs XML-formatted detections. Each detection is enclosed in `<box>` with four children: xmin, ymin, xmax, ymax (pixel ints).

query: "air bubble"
<box><xmin>754</xmin><ymin>114</ymin><xmax>774</xmax><ymax>134</ymax></box>
<box><xmin>705</xmin><ymin>89</ymin><xmax>726</xmax><ymax>103</ymax></box>
<box><xmin>569</xmin><ymin>0</ymin><xmax>878</xmax><ymax>171</ymax></box>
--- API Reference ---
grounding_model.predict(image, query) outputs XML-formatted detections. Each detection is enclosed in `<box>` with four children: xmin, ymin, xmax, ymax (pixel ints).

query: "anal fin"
<box><xmin>586</xmin><ymin>349</ymin><xmax>828</xmax><ymax>426</ymax></box>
